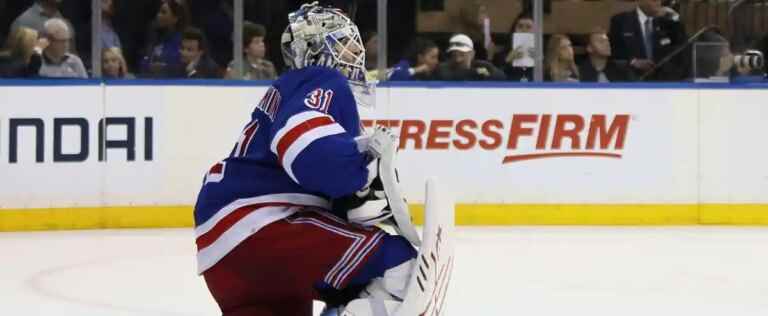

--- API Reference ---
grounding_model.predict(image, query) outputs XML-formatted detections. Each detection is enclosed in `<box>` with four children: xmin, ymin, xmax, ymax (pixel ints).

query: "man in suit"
<box><xmin>579</xmin><ymin>28</ymin><xmax>633</xmax><ymax>82</ymax></box>
<box><xmin>608</xmin><ymin>0</ymin><xmax>688</xmax><ymax>81</ymax></box>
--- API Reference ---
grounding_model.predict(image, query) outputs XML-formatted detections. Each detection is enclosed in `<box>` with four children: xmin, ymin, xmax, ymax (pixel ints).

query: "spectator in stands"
<box><xmin>362</xmin><ymin>31</ymin><xmax>387</xmax><ymax>81</ymax></box>
<box><xmin>695</xmin><ymin>32</ymin><xmax>733</xmax><ymax>80</ymax></box>
<box><xmin>11</xmin><ymin>0</ymin><xmax>76</xmax><ymax>53</ymax></box>
<box><xmin>140</xmin><ymin>0</ymin><xmax>190</xmax><ymax>78</ymax></box>
<box><xmin>176</xmin><ymin>27</ymin><xmax>220</xmax><ymax>78</ymax></box>
<box><xmin>100</xmin><ymin>0</ymin><xmax>121</xmax><ymax>50</ymax></box>
<box><xmin>691</xmin><ymin>31</ymin><xmax>763</xmax><ymax>81</ymax></box>
<box><xmin>102</xmin><ymin>47</ymin><xmax>133</xmax><ymax>79</ymax></box>
<box><xmin>579</xmin><ymin>28</ymin><xmax>633</xmax><ymax>82</ymax></box>
<box><xmin>225</xmin><ymin>22</ymin><xmax>276</xmax><ymax>80</ymax></box>
<box><xmin>545</xmin><ymin>34</ymin><xmax>578</xmax><ymax>82</ymax></box>
<box><xmin>434</xmin><ymin>33</ymin><xmax>505</xmax><ymax>81</ymax></box>
<box><xmin>389</xmin><ymin>37</ymin><xmax>439</xmax><ymax>81</ymax></box>
<box><xmin>492</xmin><ymin>12</ymin><xmax>535</xmax><ymax>82</ymax></box>
<box><xmin>608</xmin><ymin>0</ymin><xmax>687</xmax><ymax>81</ymax></box>
<box><xmin>0</xmin><ymin>26</ymin><xmax>45</xmax><ymax>78</ymax></box>
<box><xmin>193</xmin><ymin>0</ymin><xmax>234</xmax><ymax>68</ymax></box>
<box><xmin>456</xmin><ymin>0</ymin><xmax>493</xmax><ymax>61</ymax></box>
<box><xmin>39</xmin><ymin>18</ymin><xmax>87</xmax><ymax>78</ymax></box>
<box><xmin>363</xmin><ymin>31</ymin><xmax>379</xmax><ymax>71</ymax></box>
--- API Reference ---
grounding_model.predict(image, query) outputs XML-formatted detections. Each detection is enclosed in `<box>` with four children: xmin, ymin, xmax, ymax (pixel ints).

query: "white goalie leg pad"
<box><xmin>363</xmin><ymin>259</ymin><xmax>414</xmax><ymax>300</ymax></box>
<box><xmin>338</xmin><ymin>298</ymin><xmax>400</xmax><ymax>316</ymax></box>
<box><xmin>393</xmin><ymin>178</ymin><xmax>455</xmax><ymax>316</ymax></box>
<box><xmin>340</xmin><ymin>179</ymin><xmax>455</xmax><ymax>316</ymax></box>
<box><xmin>337</xmin><ymin>259</ymin><xmax>413</xmax><ymax>316</ymax></box>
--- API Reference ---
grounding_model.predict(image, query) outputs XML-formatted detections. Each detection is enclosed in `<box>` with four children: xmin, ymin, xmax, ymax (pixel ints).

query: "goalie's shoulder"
<box><xmin>278</xmin><ymin>66</ymin><xmax>349</xmax><ymax>88</ymax></box>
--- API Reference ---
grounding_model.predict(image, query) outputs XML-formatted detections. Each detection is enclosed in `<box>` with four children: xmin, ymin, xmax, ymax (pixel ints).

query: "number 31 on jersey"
<box><xmin>304</xmin><ymin>88</ymin><xmax>334</xmax><ymax>113</ymax></box>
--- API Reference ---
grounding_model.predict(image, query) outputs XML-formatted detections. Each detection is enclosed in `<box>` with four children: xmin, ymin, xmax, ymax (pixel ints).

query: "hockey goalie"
<box><xmin>192</xmin><ymin>2</ymin><xmax>454</xmax><ymax>316</ymax></box>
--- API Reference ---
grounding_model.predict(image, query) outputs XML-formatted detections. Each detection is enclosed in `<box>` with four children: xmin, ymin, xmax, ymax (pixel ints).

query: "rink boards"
<box><xmin>0</xmin><ymin>81</ymin><xmax>767</xmax><ymax>230</ymax></box>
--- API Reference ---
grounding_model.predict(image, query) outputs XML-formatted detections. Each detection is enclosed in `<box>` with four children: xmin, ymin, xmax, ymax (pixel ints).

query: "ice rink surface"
<box><xmin>2</xmin><ymin>227</ymin><xmax>768</xmax><ymax>316</ymax></box>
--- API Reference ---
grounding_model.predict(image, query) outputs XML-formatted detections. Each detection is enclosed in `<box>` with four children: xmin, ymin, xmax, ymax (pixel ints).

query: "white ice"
<box><xmin>2</xmin><ymin>227</ymin><xmax>768</xmax><ymax>315</ymax></box>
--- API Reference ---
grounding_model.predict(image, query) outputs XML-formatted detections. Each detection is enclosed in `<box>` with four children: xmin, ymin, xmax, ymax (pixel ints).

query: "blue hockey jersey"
<box><xmin>193</xmin><ymin>66</ymin><xmax>370</xmax><ymax>273</ymax></box>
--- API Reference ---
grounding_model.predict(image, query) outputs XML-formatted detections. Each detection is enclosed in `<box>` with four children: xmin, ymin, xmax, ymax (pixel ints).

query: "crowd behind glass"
<box><xmin>0</xmin><ymin>0</ymin><xmax>766</xmax><ymax>82</ymax></box>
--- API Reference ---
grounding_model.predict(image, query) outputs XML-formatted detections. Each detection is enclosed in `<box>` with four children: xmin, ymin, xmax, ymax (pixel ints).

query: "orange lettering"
<box><xmin>507</xmin><ymin>114</ymin><xmax>538</xmax><ymax>149</ymax></box>
<box><xmin>480</xmin><ymin>120</ymin><xmax>503</xmax><ymax>150</ymax></box>
<box><xmin>400</xmin><ymin>120</ymin><xmax>426</xmax><ymax>149</ymax></box>
<box><xmin>426</xmin><ymin>120</ymin><xmax>453</xmax><ymax>149</ymax></box>
<box><xmin>587</xmin><ymin>115</ymin><xmax>629</xmax><ymax>150</ymax></box>
<box><xmin>377</xmin><ymin>120</ymin><xmax>401</xmax><ymax>128</ymax></box>
<box><xmin>536</xmin><ymin>114</ymin><xmax>551</xmax><ymax>149</ymax></box>
<box><xmin>552</xmin><ymin>115</ymin><xmax>584</xmax><ymax>149</ymax></box>
<box><xmin>453</xmin><ymin>120</ymin><xmax>477</xmax><ymax>150</ymax></box>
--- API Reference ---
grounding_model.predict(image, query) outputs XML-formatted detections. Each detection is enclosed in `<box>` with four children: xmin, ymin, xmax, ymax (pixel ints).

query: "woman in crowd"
<box><xmin>545</xmin><ymin>34</ymin><xmax>579</xmax><ymax>82</ymax></box>
<box><xmin>493</xmin><ymin>12</ymin><xmax>535</xmax><ymax>81</ymax></box>
<box><xmin>139</xmin><ymin>0</ymin><xmax>190</xmax><ymax>77</ymax></box>
<box><xmin>103</xmin><ymin>47</ymin><xmax>133</xmax><ymax>79</ymax></box>
<box><xmin>0</xmin><ymin>26</ymin><xmax>45</xmax><ymax>78</ymax></box>
<box><xmin>389</xmin><ymin>37</ymin><xmax>440</xmax><ymax>81</ymax></box>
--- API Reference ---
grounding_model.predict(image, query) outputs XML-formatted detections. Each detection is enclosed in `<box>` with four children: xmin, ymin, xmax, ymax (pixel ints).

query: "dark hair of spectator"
<box><xmin>508</xmin><ymin>11</ymin><xmax>533</xmax><ymax>34</ymax></box>
<box><xmin>362</xmin><ymin>30</ymin><xmax>378</xmax><ymax>47</ymax></box>
<box><xmin>164</xmin><ymin>0</ymin><xmax>191</xmax><ymax>32</ymax></box>
<box><xmin>404</xmin><ymin>37</ymin><xmax>438</xmax><ymax>65</ymax></box>
<box><xmin>182</xmin><ymin>27</ymin><xmax>209</xmax><ymax>52</ymax></box>
<box><xmin>588</xmin><ymin>27</ymin><xmax>608</xmax><ymax>45</ymax></box>
<box><xmin>243</xmin><ymin>22</ymin><xmax>267</xmax><ymax>48</ymax></box>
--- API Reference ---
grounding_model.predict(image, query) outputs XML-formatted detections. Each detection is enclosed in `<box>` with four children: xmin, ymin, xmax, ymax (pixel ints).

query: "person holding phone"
<box><xmin>492</xmin><ymin>12</ymin><xmax>536</xmax><ymax>82</ymax></box>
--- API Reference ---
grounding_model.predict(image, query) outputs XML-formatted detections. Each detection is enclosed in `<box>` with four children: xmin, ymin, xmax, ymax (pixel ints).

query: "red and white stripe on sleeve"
<box><xmin>270</xmin><ymin>111</ymin><xmax>346</xmax><ymax>183</ymax></box>
<box><xmin>233</xmin><ymin>121</ymin><xmax>260</xmax><ymax>157</ymax></box>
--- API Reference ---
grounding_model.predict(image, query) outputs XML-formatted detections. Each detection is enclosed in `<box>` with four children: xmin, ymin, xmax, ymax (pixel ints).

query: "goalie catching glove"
<box><xmin>332</xmin><ymin>126</ymin><xmax>400</xmax><ymax>227</ymax></box>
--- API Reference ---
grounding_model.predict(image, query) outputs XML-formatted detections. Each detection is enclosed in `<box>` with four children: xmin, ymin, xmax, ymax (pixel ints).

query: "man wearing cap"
<box><xmin>434</xmin><ymin>33</ymin><xmax>506</xmax><ymax>81</ymax></box>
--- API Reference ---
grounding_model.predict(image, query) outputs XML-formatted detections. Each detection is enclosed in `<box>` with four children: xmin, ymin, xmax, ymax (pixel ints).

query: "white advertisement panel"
<box><xmin>102</xmin><ymin>85</ymin><xmax>262</xmax><ymax>205</ymax></box>
<box><xmin>362</xmin><ymin>87</ymin><xmax>700</xmax><ymax>203</ymax></box>
<box><xmin>0</xmin><ymin>85</ymin><xmax>104</xmax><ymax>208</ymax></box>
<box><xmin>1</xmin><ymin>84</ymin><xmax>767</xmax><ymax>209</ymax></box>
<box><xmin>0</xmin><ymin>85</ymin><xmax>262</xmax><ymax>208</ymax></box>
<box><xmin>698</xmin><ymin>89</ymin><xmax>768</xmax><ymax>203</ymax></box>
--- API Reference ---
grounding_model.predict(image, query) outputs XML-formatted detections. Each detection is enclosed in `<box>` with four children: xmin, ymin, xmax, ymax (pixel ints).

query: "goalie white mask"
<box><xmin>281</xmin><ymin>2</ymin><xmax>376</xmax><ymax>108</ymax></box>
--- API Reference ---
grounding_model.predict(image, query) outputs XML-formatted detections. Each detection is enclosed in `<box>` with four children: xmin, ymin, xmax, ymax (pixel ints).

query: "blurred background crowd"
<box><xmin>0</xmin><ymin>0</ymin><xmax>766</xmax><ymax>82</ymax></box>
